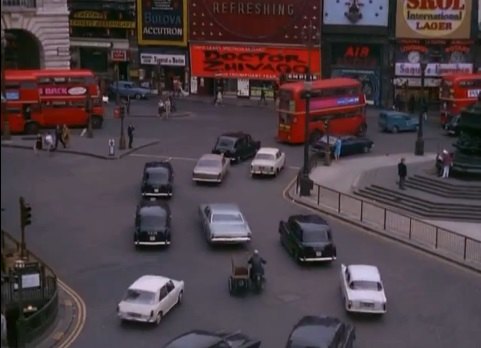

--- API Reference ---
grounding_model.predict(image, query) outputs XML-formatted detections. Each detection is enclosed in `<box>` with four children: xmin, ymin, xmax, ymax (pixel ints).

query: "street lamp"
<box><xmin>1</xmin><ymin>35</ymin><xmax>11</xmax><ymax>140</ymax></box>
<box><xmin>415</xmin><ymin>59</ymin><xmax>428</xmax><ymax>156</ymax></box>
<box><xmin>116</xmin><ymin>63</ymin><xmax>126</xmax><ymax>150</ymax></box>
<box><xmin>302</xmin><ymin>78</ymin><xmax>312</xmax><ymax>176</ymax></box>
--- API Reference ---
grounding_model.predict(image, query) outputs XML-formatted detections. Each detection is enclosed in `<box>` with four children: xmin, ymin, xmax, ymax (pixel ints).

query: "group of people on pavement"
<box><xmin>158</xmin><ymin>94</ymin><xmax>176</xmax><ymax>119</ymax></box>
<box><xmin>34</xmin><ymin>124</ymin><xmax>70</xmax><ymax>154</ymax></box>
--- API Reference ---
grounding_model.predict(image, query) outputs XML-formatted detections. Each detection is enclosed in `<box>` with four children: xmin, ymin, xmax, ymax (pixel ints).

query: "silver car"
<box><xmin>192</xmin><ymin>154</ymin><xmax>229</xmax><ymax>183</ymax></box>
<box><xmin>199</xmin><ymin>203</ymin><xmax>252</xmax><ymax>244</ymax></box>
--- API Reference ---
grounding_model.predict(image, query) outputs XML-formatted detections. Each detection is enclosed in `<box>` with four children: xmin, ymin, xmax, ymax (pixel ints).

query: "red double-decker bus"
<box><xmin>439</xmin><ymin>73</ymin><xmax>481</xmax><ymax>125</ymax></box>
<box><xmin>2</xmin><ymin>69</ymin><xmax>104</xmax><ymax>134</ymax></box>
<box><xmin>277</xmin><ymin>78</ymin><xmax>367</xmax><ymax>144</ymax></box>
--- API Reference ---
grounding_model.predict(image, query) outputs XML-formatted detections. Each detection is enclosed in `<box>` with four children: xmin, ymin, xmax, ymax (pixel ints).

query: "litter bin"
<box><xmin>299</xmin><ymin>173</ymin><xmax>313</xmax><ymax>196</ymax></box>
<box><xmin>108</xmin><ymin>138</ymin><xmax>115</xmax><ymax>156</ymax></box>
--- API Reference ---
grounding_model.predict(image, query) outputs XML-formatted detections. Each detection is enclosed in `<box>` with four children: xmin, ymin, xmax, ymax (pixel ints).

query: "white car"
<box><xmin>117</xmin><ymin>275</ymin><xmax>184</xmax><ymax>325</ymax></box>
<box><xmin>250</xmin><ymin>147</ymin><xmax>286</xmax><ymax>176</ymax></box>
<box><xmin>340</xmin><ymin>264</ymin><xmax>387</xmax><ymax>314</ymax></box>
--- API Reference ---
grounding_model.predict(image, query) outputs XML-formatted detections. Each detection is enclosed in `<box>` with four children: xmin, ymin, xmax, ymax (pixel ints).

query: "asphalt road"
<box><xmin>1</xmin><ymin>102</ymin><xmax>479</xmax><ymax>348</ymax></box>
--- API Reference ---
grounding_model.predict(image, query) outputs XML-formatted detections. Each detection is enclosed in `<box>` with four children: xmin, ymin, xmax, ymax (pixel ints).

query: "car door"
<box><xmin>165</xmin><ymin>281</ymin><xmax>177</xmax><ymax>312</ymax></box>
<box><xmin>221</xmin><ymin>156</ymin><xmax>228</xmax><ymax>176</ymax></box>
<box><xmin>278</xmin><ymin>150</ymin><xmax>286</xmax><ymax>169</ymax></box>
<box><xmin>157</xmin><ymin>285</ymin><xmax>171</xmax><ymax>315</ymax></box>
<box><xmin>237</xmin><ymin>137</ymin><xmax>247</xmax><ymax>159</ymax></box>
<box><xmin>341</xmin><ymin>266</ymin><xmax>352</xmax><ymax>301</ymax></box>
<box><xmin>246</xmin><ymin>135</ymin><xmax>256</xmax><ymax>157</ymax></box>
<box><xmin>287</xmin><ymin>222</ymin><xmax>302</xmax><ymax>254</ymax></box>
<box><xmin>201</xmin><ymin>206</ymin><xmax>212</xmax><ymax>237</ymax></box>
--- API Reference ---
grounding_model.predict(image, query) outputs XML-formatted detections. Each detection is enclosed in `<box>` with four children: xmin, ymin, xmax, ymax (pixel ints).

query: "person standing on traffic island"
<box><xmin>334</xmin><ymin>138</ymin><xmax>342</xmax><ymax>161</ymax></box>
<box><xmin>398</xmin><ymin>158</ymin><xmax>407</xmax><ymax>190</ymax></box>
<box><xmin>127</xmin><ymin>124</ymin><xmax>135</xmax><ymax>149</ymax></box>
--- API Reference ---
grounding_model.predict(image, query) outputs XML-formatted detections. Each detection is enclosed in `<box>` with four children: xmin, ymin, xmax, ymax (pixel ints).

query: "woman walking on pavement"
<box><xmin>62</xmin><ymin>124</ymin><xmax>70</xmax><ymax>148</ymax></box>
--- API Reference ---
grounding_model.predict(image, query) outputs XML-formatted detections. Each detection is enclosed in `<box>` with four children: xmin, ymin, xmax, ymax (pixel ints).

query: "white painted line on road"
<box><xmin>288</xmin><ymin>165</ymin><xmax>301</xmax><ymax>170</ymax></box>
<box><xmin>129</xmin><ymin>153</ymin><xmax>197</xmax><ymax>162</ymax></box>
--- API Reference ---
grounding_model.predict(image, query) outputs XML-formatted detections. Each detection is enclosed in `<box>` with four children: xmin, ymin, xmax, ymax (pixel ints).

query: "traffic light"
<box><xmin>20</xmin><ymin>197</ymin><xmax>32</xmax><ymax>228</ymax></box>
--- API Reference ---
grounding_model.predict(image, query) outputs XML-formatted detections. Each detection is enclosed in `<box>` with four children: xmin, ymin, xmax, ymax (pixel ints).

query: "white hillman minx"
<box><xmin>250</xmin><ymin>147</ymin><xmax>286</xmax><ymax>177</ymax></box>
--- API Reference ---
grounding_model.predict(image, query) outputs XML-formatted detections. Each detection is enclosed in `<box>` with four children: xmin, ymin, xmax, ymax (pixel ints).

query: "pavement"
<box><xmin>1</xmin><ymin>134</ymin><xmax>160</xmax><ymax>160</ymax></box>
<box><xmin>305</xmin><ymin>153</ymin><xmax>481</xmax><ymax>242</ymax></box>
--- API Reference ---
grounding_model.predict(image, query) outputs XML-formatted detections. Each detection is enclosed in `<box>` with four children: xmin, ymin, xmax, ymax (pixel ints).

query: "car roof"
<box><xmin>139</xmin><ymin>199</ymin><xmax>169</xmax><ymax>209</ymax></box>
<box><xmin>291</xmin><ymin>214</ymin><xmax>329</xmax><ymax>226</ymax></box>
<box><xmin>220</xmin><ymin>132</ymin><xmax>248</xmax><ymax>139</ymax></box>
<box><xmin>288</xmin><ymin>315</ymin><xmax>344</xmax><ymax>347</ymax></box>
<box><xmin>199</xmin><ymin>153</ymin><xmax>223</xmax><ymax>161</ymax></box>
<box><xmin>164</xmin><ymin>330</ymin><xmax>259</xmax><ymax>348</ymax></box>
<box><xmin>145</xmin><ymin>161</ymin><xmax>172</xmax><ymax>170</ymax></box>
<box><xmin>348</xmin><ymin>264</ymin><xmax>381</xmax><ymax>282</ymax></box>
<box><xmin>205</xmin><ymin>203</ymin><xmax>241</xmax><ymax>213</ymax></box>
<box><xmin>257</xmin><ymin>147</ymin><xmax>279</xmax><ymax>155</ymax></box>
<box><xmin>129</xmin><ymin>275</ymin><xmax>170</xmax><ymax>292</ymax></box>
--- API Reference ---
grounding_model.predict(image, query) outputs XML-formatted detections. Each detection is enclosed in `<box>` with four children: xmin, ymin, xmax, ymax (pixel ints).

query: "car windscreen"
<box><xmin>197</xmin><ymin>159</ymin><xmax>220</xmax><ymax>167</ymax></box>
<box><xmin>123</xmin><ymin>289</ymin><xmax>156</xmax><ymax>305</ymax></box>
<box><xmin>146</xmin><ymin>168</ymin><xmax>169</xmax><ymax>184</ymax></box>
<box><xmin>216</xmin><ymin>137</ymin><xmax>236</xmax><ymax>149</ymax></box>
<box><xmin>140</xmin><ymin>211</ymin><xmax>166</xmax><ymax>230</ymax></box>
<box><xmin>255</xmin><ymin>153</ymin><xmax>275</xmax><ymax>161</ymax></box>
<box><xmin>350</xmin><ymin>280</ymin><xmax>383</xmax><ymax>291</ymax></box>
<box><xmin>211</xmin><ymin>213</ymin><xmax>244</xmax><ymax>223</ymax></box>
<box><xmin>302</xmin><ymin>228</ymin><xmax>330</xmax><ymax>243</ymax></box>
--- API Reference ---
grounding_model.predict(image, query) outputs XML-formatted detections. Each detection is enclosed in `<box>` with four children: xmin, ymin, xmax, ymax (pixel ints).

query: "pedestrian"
<box><xmin>54</xmin><ymin>125</ymin><xmax>65</xmax><ymax>150</ymax></box>
<box><xmin>1</xmin><ymin>309</ymin><xmax>7</xmax><ymax>348</ymax></box>
<box><xmin>34</xmin><ymin>133</ymin><xmax>42</xmax><ymax>154</ymax></box>
<box><xmin>259</xmin><ymin>86</ymin><xmax>267</xmax><ymax>105</ymax></box>
<box><xmin>158</xmin><ymin>99</ymin><xmax>165</xmax><ymax>118</ymax></box>
<box><xmin>216</xmin><ymin>89</ymin><xmax>223</xmax><ymax>105</ymax></box>
<box><xmin>165</xmin><ymin>97</ymin><xmax>171</xmax><ymax>119</ymax></box>
<box><xmin>127</xmin><ymin>124</ymin><xmax>135</xmax><ymax>149</ymax></box>
<box><xmin>44</xmin><ymin>132</ymin><xmax>54</xmax><ymax>153</ymax></box>
<box><xmin>408</xmin><ymin>95</ymin><xmax>415</xmax><ymax>114</ymax></box>
<box><xmin>61</xmin><ymin>124</ymin><xmax>70</xmax><ymax>148</ymax></box>
<box><xmin>397</xmin><ymin>158</ymin><xmax>407</xmax><ymax>190</ymax></box>
<box><xmin>334</xmin><ymin>138</ymin><xmax>342</xmax><ymax>160</ymax></box>
<box><xmin>441</xmin><ymin>150</ymin><xmax>452</xmax><ymax>178</ymax></box>
<box><xmin>394</xmin><ymin>94</ymin><xmax>403</xmax><ymax>111</ymax></box>
<box><xmin>126</xmin><ymin>95</ymin><xmax>131</xmax><ymax>115</ymax></box>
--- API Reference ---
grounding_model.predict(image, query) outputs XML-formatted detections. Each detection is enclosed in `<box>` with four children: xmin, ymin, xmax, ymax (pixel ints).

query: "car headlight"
<box><xmin>347</xmin><ymin>301</ymin><xmax>352</xmax><ymax>308</ymax></box>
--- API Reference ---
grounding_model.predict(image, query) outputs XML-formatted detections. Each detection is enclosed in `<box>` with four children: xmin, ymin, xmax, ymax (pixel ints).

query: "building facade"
<box><xmin>188</xmin><ymin>0</ymin><xmax>321</xmax><ymax>98</ymax></box>
<box><xmin>68</xmin><ymin>0</ymin><xmax>136</xmax><ymax>90</ymax></box>
<box><xmin>321</xmin><ymin>0</ymin><xmax>393</xmax><ymax>107</ymax></box>
<box><xmin>394</xmin><ymin>0</ymin><xmax>475</xmax><ymax>104</ymax></box>
<box><xmin>475</xmin><ymin>0</ymin><xmax>481</xmax><ymax>72</ymax></box>
<box><xmin>1</xmin><ymin>0</ymin><xmax>70</xmax><ymax>69</ymax></box>
<box><xmin>136</xmin><ymin>0</ymin><xmax>188</xmax><ymax>92</ymax></box>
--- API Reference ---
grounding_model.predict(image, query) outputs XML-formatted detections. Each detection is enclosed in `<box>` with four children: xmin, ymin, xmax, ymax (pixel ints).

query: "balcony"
<box><xmin>2</xmin><ymin>0</ymin><xmax>37</xmax><ymax>12</ymax></box>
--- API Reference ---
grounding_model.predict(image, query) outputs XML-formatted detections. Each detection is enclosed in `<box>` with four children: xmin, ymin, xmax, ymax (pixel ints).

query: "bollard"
<box><xmin>108</xmin><ymin>138</ymin><xmax>115</xmax><ymax>156</ymax></box>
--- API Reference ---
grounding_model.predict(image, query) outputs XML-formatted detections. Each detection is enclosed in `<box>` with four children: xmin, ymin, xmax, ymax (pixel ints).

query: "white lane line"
<box><xmin>129</xmin><ymin>153</ymin><xmax>197</xmax><ymax>162</ymax></box>
<box><xmin>288</xmin><ymin>165</ymin><xmax>300</xmax><ymax>170</ymax></box>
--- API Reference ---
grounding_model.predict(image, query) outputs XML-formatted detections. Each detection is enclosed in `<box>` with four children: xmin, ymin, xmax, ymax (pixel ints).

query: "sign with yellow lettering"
<box><xmin>70</xmin><ymin>10</ymin><xmax>135</xmax><ymax>29</ymax></box>
<box><xmin>395</xmin><ymin>0</ymin><xmax>472</xmax><ymax>39</ymax></box>
<box><xmin>137</xmin><ymin>0</ymin><xmax>188</xmax><ymax>46</ymax></box>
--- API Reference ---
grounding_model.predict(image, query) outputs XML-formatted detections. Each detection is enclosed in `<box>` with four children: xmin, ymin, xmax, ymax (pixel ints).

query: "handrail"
<box><xmin>292</xmin><ymin>181</ymin><xmax>481</xmax><ymax>272</ymax></box>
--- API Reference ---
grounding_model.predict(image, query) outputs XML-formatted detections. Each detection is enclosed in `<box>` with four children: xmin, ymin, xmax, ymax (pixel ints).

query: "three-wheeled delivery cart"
<box><xmin>228</xmin><ymin>255</ymin><xmax>250</xmax><ymax>296</ymax></box>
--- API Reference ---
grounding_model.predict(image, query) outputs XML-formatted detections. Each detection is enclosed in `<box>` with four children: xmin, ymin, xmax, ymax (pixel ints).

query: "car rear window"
<box><xmin>350</xmin><ymin>280</ymin><xmax>383</xmax><ymax>291</ymax></box>
<box><xmin>212</xmin><ymin>213</ymin><xmax>243</xmax><ymax>223</ymax></box>
<box><xmin>123</xmin><ymin>289</ymin><xmax>156</xmax><ymax>305</ymax></box>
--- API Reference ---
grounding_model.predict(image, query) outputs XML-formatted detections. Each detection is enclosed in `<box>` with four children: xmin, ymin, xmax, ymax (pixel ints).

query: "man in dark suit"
<box><xmin>398</xmin><ymin>158</ymin><xmax>407</xmax><ymax>190</ymax></box>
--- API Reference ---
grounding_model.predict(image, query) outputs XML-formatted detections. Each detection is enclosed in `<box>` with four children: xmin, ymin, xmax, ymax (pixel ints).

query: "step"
<box><xmin>403</xmin><ymin>180</ymin><xmax>481</xmax><ymax>200</ymax></box>
<box><xmin>355</xmin><ymin>189</ymin><xmax>481</xmax><ymax>221</ymax></box>
<box><xmin>411</xmin><ymin>174</ymin><xmax>481</xmax><ymax>192</ymax></box>
<box><xmin>369</xmin><ymin>185</ymin><xmax>481</xmax><ymax>211</ymax></box>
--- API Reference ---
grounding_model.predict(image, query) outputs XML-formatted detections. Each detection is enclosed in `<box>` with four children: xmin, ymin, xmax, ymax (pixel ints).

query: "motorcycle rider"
<box><xmin>248</xmin><ymin>249</ymin><xmax>266</xmax><ymax>282</ymax></box>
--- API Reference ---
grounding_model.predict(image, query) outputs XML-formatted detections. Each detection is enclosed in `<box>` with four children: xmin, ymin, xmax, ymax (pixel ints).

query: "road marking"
<box><xmin>57</xmin><ymin>278</ymin><xmax>87</xmax><ymax>348</ymax></box>
<box><xmin>281</xmin><ymin>176</ymin><xmax>481</xmax><ymax>276</ymax></box>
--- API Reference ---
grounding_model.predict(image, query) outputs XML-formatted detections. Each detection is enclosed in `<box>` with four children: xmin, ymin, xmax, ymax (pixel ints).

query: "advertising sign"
<box><xmin>331</xmin><ymin>43</ymin><xmax>382</xmax><ymax>69</ymax></box>
<box><xmin>140</xmin><ymin>53</ymin><xmax>186</xmax><ymax>66</ymax></box>
<box><xmin>189</xmin><ymin>0</ymin><xmax>320</xmax><ymax>44</ymax></box>
<box><xmin>190</xmin><ymin>44</ymin><xmax>321</xmax><ymax>80</ymax></box>
<box><xmin>479</xmin><ymin>0</ymin><xmax>481</xmax><ymax>31</ymax></box>
<box><xmin>331</xmin><ymin>69</ymin><xmax>380</xmax><ymax>106</ymax></box>
<box><xmin>323</xmin><ymin>0</ymin><xmax>389</xmax><ymax>26</ymax></box>
<box><xmin>70</xmin><ymin>10</ymin><xmax>135</xmax><ymax>29</ymax></box>
<box><xmin>39</xmin><ymin>86</ymin><xmax>88</xmax><ymax>97</ymax></box>
<box><xmin>394</xmin><ymin>62</ymin><xmax>473</xmax><ymax>76</ymax></box>
<box><xmin>111</xmin><ymin>50</ymin><xmax>128</xmax><ymax>62</ymax></box>
<box><xmin>395</xmin><ymin>0</ymin><xmax>472</xmax><ymax>39</ymax></box>
<box><xmin>137</xmin><ymin>0</ymin><xmax>187</xmax><ymax>46</ymax></box>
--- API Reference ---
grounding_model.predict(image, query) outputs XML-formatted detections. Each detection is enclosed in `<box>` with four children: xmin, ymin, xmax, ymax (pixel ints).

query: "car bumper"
<box><xmin>193</xmin><ymin>176</ymin><xmax>222</xmax><ymax>183</ymax></box>
<box><xmin>346</xmin><ymin>305</ymin><xmax>386</xmax><ymax>314</ymax></box>
<box><xmin>299</xmin><ymin>256</ymin><xmax>336</xmax><ymax>262</ymax></box>
<box><xmin>118</xmin><ymin>313</ymin><xmax>153</xmax><ymax>323</ymax></box>
<box><xmin>134</xmin><ymin>240</ymin><xmax>170</xmax><ymax>246</ymax></box>
<box><xmin>251</xmin><ymin>169</ymin><xmax>276</xmax><ymax>176</ymax></box>
<box><xmin>209</xmin><ymin>237</ymin><xmax>251</xmax><ymax>244</ymax></box>
<box><xmin>142</xmin><ymin>192</ymin><xmax>172</xmax><ymax>197</ymax></box>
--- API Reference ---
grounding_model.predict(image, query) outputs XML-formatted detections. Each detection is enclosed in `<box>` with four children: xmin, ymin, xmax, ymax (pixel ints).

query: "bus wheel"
<box><xmin>24</xmin><ymin>122</ymin><xmax>39</xmax><ymax>135</ymax></box>
<box><xmin>309</xmin><ymin>130</ymin><xmax>322</xmax><ymax>144</ymax></box>
<box><xmin>91</xmin><ymin>116</ymin><xmax>103</xmax><ymax>129</ymax></box>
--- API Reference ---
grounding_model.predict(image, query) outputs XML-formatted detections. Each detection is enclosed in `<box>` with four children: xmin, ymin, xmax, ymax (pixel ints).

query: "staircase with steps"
<box><xmin>354</xmin><ymin>183</ymin><xmax>481</xmax><ymax>221</ymax></box>
<box><xmin>404</xmin><ymin>174</ymin><xmax>481</xmax><ymax>200</ymax></box>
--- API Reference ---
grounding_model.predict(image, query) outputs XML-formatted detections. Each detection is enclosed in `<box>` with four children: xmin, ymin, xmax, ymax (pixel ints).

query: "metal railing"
<box><xmin>293</xmin><ymin>181</ymin><xmax>481</xmax><ymax>272</ymax></box>
<box><xmin>1</xmin><ymin>230</ymin><xmax>58</xmax><ymax>347</ymax></box>
<box><xmin>2</xmin><ymin>0</ymin><xmax>36</xmax><ymax>8</ymax></box>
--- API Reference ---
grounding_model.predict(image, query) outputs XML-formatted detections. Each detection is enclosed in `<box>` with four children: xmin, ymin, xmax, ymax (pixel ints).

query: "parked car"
<box><xmin>117</xmin><ymin>275</ymin><xmax>184</xmax><ymax>325</ymax></box>
<box><xmin>378</xmin><ymin>110</ymin><xmax>419</xmax><ymax>133</ymax></box>
<box><xmin>340</xmin><ymin>264</ymin><xmax>387</xmax><ymax>314</ymax></box>
<box><xmin>250</xmin><ymin>147</ymin><xmax>286</xmax><ymax>177</ymax></box>
<box><xmin>285</xmin><ymin>315</ymin><xmax>355</xmax><ymax>348</ymax></box>
<box><xmin>164</xmin><ymin>330</ymin><xmax>261</xmax><ymax>348</ymax></box>
<box><xmin>311</xmin><ymin>135</ymin><xmax>374</xmax><ymax>157</ymax></box>
<box><xmin>110</xmin><ymin>81</ymin><xmax>151</xmax><ymax>100</ymax></box>
<box><xmin>444</xmin><ymin>114</ymin><xmax>461</xmax><ymax>136</ymax></box>
<box><xmin>192</xmin><ymin>154</ymin><xmax>229</xmax><ymax>183</ymax></box>
<box><xmin>199</xmin><ymin>203</ymin><xmax>252</xmax><ymax>244</ymax></box>
<box><xmin>279</xmin><ymin>214</ymin><xmax>337</xmax><ymax>263</ymax></box>
<box><xmin>141</xmin><ymin>161</ymin><xmax>174</xmax><ymax>198</ymax></box>
<box><xmin>212</xmin><ymin>132</ymin><xmax>261</xmax><ymax>163</ymax></box>
<box><xmin>134</xmin><ymin>200</ymin><xmax>171</xmax><ymax>247</ymax></box>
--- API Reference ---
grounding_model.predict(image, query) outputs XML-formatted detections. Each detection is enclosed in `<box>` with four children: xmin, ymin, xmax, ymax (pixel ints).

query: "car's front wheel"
<box><xmin>135</xmin><ymin>93</ymin><xmax>141</xmax><ymax>100</ymax></box>
<box><xmin>177</xmin><ymin>291</ymin><xmax>183</xmax><ymax>305</ymax></box>
<box><xmin>362</xmin><ymin>145</ymin><xmax>370</xmax><ymax>153</ymax></box>
<box><xmin>155</xmin><ymin>312</ymin><xmax>163</xmax><ymax>325</ymax></box>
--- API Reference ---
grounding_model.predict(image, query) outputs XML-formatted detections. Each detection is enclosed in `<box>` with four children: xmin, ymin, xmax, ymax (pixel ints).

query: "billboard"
<box><xmin>189</xmin><ymin>0</ymin><xmax>321</xmax><ymax>45</ymax></box>
<box><xmin>190</xmin><ymin>44</ymin><xmax>321</xmax><ymax>80</ymax></box>
<box><xmin>395</xmin><ymin>0</ymin><xmax>472</xmax><ymax>39</ymax></box>
<box><xmin>323</xmin><ymin>0</ymin><xmax>389</xmax><ymax>26</ymax></box>
<box><xmin>137</xmin><ymin>0</ymin><xmax>187</xmax><ymax>46</ymax></box>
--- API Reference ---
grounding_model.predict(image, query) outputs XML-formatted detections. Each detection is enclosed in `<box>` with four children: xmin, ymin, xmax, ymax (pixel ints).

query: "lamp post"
<box><xmin>86</xmin><ymin>93</ymin><xmax>93</xmax><ymax>138</ymax></box>
<box><xmin>302</xmin><ymin>78</ymin><xmax>312</xmax><ymax>176</ymax></box>
<box><xmin>415</xmin><ymin>60</ymin><xmax>427</xmax><ymax>156</ymax></box>
<box><xmin>1</xmin><ymin>35</ymin><xmax>11</xmax><ymax>140</ymax></box>
<box><xmin>116</xmin><ymin>63</ymin><xmax>126</xmax><ymax>150</ymax></box>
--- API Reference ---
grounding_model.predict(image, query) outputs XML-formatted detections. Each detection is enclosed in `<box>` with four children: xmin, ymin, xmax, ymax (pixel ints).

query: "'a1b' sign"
<box><xmin>137</xmin><ymin>0</ymin><xmax>187</xmax><ymax>46</ymax></box>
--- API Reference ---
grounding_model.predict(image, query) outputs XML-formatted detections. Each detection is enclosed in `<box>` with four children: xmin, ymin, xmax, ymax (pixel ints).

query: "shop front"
<box><xmin>189</xmin><ymin>44</ymin><xmax>321</xmax><ymax>98</ymax></box>
<box><xmin>139</xmin><ymin>49</ymin><xmax>188</xmax><ymax>92</ymax></box>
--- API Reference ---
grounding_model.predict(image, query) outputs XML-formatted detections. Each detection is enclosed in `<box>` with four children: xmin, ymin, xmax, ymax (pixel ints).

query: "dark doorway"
<box><xmin>4</xmin><ymin>29</ymin><xmax>42</xmax><ymax>69</ymax></box>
